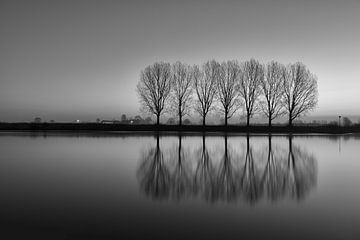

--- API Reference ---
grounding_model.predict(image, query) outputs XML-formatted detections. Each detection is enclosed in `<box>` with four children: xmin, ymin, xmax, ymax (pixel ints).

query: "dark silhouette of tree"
<box><xmin>260</xmin><ymin>61</ymin><xmax>285</xmax><ymax>127</ymax></box>
<box><xmin>217</xmin><ymin>61</ymin><xmax>241</xmax><ymax>126</ymax></box>
<box><xmin>170</xmin><ymin>62</ymin><xmax>193</xmax><ymax>126</ymax></box>
<box><xmin>193</xmin><ymin>60</ymin><xmax>219</xmax><ymax>126</ymax></box>
<box><xmin>238</xmin><ymin>59</ymin><xmax>264</xmax><ymax>127</ymax></box>
<box><xmin>282</xmin><ymin>62</ymin><xmax>318</xmax><ymax>127</ymax></box>
<box><xmin>137</xmin><ymin>135</ymin><xmax>171</xmax><ymax>200</ymax></box>
<box><xmin>137</xmin><ymin>62</ymin><xmax>172</xmax><ymax>125</ymax></box>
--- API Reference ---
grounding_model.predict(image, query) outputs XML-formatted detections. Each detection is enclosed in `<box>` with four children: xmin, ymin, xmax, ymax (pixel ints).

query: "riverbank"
<box><xmin>0</xmin><ymin>123</ymin><xmax>359</xmax><ymax>134</ymax></box>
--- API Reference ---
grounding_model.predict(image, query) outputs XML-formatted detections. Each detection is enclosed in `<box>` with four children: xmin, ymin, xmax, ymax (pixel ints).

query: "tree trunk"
<box><xmin>203</xmin><ymin>115</ymin><xmax>206</xmax><ymax>126</ymax></box>
<box><xmin>246</xmin><ymin>114</ymin><xmax>250</xmax><ymax>127</ymax></box>
<box><xmin>225</xmin><ymin>111</ymin><xmax>228</xmax><ymax>127</ymax></box>
<box><xmin>268</xmin><ymin>115</ymin><xmax>272</xmax><ymax>128</ymax></box>
<box><xmin>178</xmin><ymin>105</ymin><xmax>182</xmax><ymax>126</ymax></box>
<box><xmin>157</xmin><ymin>114</ymin><xmax>160</xmax><ymax>126</ymax></box>
<box><xmin>288</xmin><ymin>114</ymin><xmax>293</xmax><ymax>127</ymax></box>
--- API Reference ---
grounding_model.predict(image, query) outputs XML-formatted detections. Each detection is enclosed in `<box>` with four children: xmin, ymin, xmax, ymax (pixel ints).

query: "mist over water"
<box><xmin>0</xmin><ymin>133</ymin><xmax>359</xmax><ymax>239</ymax></box>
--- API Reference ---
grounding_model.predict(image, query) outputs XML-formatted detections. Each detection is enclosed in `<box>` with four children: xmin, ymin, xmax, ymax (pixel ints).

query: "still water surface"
<box><xmin>0</xmin><ymin>132</ymin><xmax>359</xmax><ymax>239</ymax></box>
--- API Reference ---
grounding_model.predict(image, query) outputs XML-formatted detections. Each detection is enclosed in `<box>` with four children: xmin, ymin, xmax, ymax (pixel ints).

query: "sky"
<box><xmin>0</xmin><ymin>0</ymin><xmax>359</xmax><ymax>122</ymax></box>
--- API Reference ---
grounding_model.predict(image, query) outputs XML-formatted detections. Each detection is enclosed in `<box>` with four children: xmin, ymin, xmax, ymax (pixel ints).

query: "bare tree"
<box><xmin>217</xmin><ymin>61</ymin><xmax>240</xmax><ymax>126</ymax></box>
<box><xmin>238</xmin><ymin>59</ymin><xmax>264</xmax><ymax>127</ymax></box>
<box><xmin>282</xmin><ymin>62</ymin><xmax>318</xmax><ymax>127</ymax></box>
<box><xmin>170</xmin><ymin>62</ymin><xmax>193</xmax><ymax>126</ymax></box>
<box><xmin>260</xmin><ymin>61</ymin><xmax>285</xmax><ymax>127</ymax></box>
<box><xmin>137</xmin><ymin>62</ymin><xmax>172</xmax><ymax>125</ymax></box>
<box><xmin>193</xmin><ymin>60</ymin><xmax>220</xmax><ymax>126</ymax></box>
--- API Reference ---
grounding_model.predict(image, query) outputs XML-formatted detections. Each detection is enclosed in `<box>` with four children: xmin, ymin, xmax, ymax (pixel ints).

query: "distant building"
<box><xmin>33</xmin><ymin>117</ymin><xmax>42</xmax><ymax>123</ymax></box>
<box><xmin>101</xmin><ymin>120</ymin><xmax>121</xmax><ymax>124</ymax></box>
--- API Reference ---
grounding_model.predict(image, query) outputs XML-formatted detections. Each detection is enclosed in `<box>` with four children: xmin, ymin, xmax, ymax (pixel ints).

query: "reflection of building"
<box><xmin>137</xmin><ymin>136</ymin><xmax>318</xmax><ymax>204</ymax></box>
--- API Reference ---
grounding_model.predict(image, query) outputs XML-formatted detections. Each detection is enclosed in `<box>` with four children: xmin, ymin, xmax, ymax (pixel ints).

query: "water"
<box><xmin>0</xmin><ymin>132</ymin><xmax>359</xmax><ymax>239</ymax></box>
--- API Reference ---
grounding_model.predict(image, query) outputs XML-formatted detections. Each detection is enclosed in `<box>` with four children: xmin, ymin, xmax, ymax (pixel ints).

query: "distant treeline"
<box><xmin>137</xmin><ymin>59</ymin><xmax>318</xmax><ymax>127</ymax></box>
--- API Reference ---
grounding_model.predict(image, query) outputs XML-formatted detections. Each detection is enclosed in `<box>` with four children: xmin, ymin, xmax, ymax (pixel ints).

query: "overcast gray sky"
<box><xmin>0</xmin><ymin>0</ymin><xmax>359</xmax><ymax>122</ymax></box>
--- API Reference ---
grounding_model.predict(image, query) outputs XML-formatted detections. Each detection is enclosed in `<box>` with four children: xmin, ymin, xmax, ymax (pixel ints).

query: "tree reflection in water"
<box><xmin>170</xmin><ymin>135</ymin><xmax>193</xmax><ymax>200</ymax></box>
<box><xmin>260</xmin><ymin>136</ymin><xmax>287</xmax><ymax>202</ymax></box>
<box><xmin>285</xmin><ymin>136</ymin><xmax>317</xmax><ymax>200</ymax></box>
<box><xmin>193</xmin><ymin>135</ymin><xmax>216</xmax><ymax>201</ymax></box>
<box><xmin>137</xmin><ymin>135</ymin><xmax>171</xmax><ymax>200</ymax></box>
<box><xmin>137</xmin><ymin>134</ymin><xmax>317</xmax><ymax>204</ymax></box>
<box><xmin>240</xmin><ymin>135</ymin><xmax>262</xmax><ymax>204</ymax></box>
<box><xmin>215</xmin><ymin>135</ymin><xmax>238</xmax><ymax>201</ymax></box>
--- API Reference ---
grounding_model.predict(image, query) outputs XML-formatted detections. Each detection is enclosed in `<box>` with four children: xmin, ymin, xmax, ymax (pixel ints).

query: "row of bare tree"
<box><xmin>137</xmin><ymin>59</ymin><xmax>318</xmax><ymax>126</ymax></box>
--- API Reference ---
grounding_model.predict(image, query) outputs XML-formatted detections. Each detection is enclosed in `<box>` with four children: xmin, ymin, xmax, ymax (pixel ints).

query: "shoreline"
<box><xmin>0</xmin><ymin>123</ymin><xmax>359</xmax><ymax>134</ymax></box>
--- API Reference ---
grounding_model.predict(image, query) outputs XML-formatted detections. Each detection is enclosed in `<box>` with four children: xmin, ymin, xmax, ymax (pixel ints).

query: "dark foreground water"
<box><xmin>0</xmin><ymin>132</ymin><xmax>359</xmax><ymax>240</ymax></box>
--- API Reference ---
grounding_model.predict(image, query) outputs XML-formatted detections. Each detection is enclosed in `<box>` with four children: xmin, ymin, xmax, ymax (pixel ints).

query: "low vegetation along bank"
<box><xmin>0</xmin><ymin>123</ymin><xmax>359</xmax><ymax>134</ymax></box>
